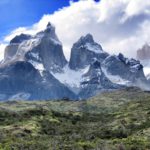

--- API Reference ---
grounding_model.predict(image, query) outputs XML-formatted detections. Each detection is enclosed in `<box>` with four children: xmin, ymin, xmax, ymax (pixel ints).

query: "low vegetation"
<box><xmin>0</xmin><ymin>87</ymin><xmax>150</xmax><ymax>150</ymax></box>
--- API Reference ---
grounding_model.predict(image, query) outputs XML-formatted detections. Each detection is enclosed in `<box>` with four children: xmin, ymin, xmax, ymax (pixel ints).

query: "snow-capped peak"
<box><xmin>80</xmin><ymin>34</ymin><xmax>94</xmax><ymax>43</ymax></box>
<box><xmin>76</xmin><ymin>34</ymin><xmax>103</xmax><ymax>53</ymax></box>
<box><xmin>43</xmin><ymin>22</ymin><xmax>61</xmax><ymax>45</ymax></box>
<box><xmin>84</xmin><ymin>43</ymin><xmax>103</xmax><ymax>53</ymax></box>
<box><xmin>47</xmin><ymin>22</ymin><xmax>53</xmax><ymax>29</ymax></box>
<box><xmin>0</xmin><ymin>23</ymin><xmax>148</xmax><ymax>101</ymax></box>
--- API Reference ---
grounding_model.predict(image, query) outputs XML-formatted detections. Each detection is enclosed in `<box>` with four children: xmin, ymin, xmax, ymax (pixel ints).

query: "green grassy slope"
<box><xmin>0</xmin><ymin>87</ymin><xmax>150</xmax><ymax>150</ymax></box>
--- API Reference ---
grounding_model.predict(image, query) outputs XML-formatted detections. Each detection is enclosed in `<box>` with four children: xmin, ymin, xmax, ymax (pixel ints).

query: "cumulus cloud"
<box><xmin>2</xmin><ymin>0</ymin><xmax>150</xmax><ymax>60</ymax></box>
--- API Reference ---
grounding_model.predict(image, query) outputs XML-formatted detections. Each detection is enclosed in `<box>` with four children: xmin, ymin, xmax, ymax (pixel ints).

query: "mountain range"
<box><xmin>0</xmin><ymin>22</ymin><xmax>149</xmax><ymax>100</ymax></box>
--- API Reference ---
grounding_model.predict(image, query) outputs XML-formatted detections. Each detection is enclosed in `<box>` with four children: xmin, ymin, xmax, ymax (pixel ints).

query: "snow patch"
<box><xmin>143</xmin><ymin>67</ymin><xmax>150</xmax><ymax>76</ymax></box>
<box><xmin>146</xmin><ymin>74</ymin><xmax>150</xmax><ymax>80</ymax></box>
<box><xmin>30</xmin><ymin>52</ymin><xmax>40</xmax><ymax>60</ymax></box>
<box><xmin>50</xmin><ymin>38</ymin><xmax>62</xmax><ymax>45</ymax></box>
<box><xmin>96</xmin><ymin>68</ymin><xmax>102</xmax><ymax>76</ymax></box>
<box><xmin>85</xmin><ymin>43</ymin><xmax>102</xmax><ymax>53</ymax></box>
<box><xmin>9</xmin><ymin>93</ymin><xmax>31</xmax><ymax>100</ymax></box>
<box><xmin>141</xmin><ymin>60</ymin><xmax>150</xmax><ymax>77</ymax></box>
<box><xmin>102</xmin><ymin>68</ymin><xmax>131</xmax><ymax>85</ymax></box>
<box><xmin>28</xmin><ymin>60</ymin><xmax>45</xmax><ymax>76</ymax></box>
<box><xmin>14</xmin><ymin>37</ymin><xmax>41</xmax><ymax>61</ymax></box>
<box><xmin>143</xmin><ymin>67</ymin><xmax>150</xmax><ymax>80</ymax></box>
<box><xmin>52</xmin><ymin>65</ymin><xmax>89</xmax><ymax>93</ymax></box>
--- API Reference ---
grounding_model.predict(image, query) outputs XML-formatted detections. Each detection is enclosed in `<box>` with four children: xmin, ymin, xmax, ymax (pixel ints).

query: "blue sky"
<box><xmin>0</xmin><ymin>0</ymin><xmax>80</xmax><ymax>40</ymax></box>
<box><xmin>0</xmin><ymin>0</ymin><xmax>100</xmax><ymax>40</ymax></box>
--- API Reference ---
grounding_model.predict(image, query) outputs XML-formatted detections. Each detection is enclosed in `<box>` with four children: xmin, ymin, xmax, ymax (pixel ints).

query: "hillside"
<box><xmin>0</xmin><ymin>87</ymin><xmax>150</xmax><ymax>150</ymax></box>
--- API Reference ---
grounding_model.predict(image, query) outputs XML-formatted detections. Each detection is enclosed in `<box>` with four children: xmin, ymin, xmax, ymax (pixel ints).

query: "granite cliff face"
<box><xmin>0</xmin><ymin>23</ymin><xmax>149</xmax><ymax>100</ymax></box>
<box><xmin>69</xmin><ymin>34</ymin><xmax>108</xmax><ymax>70</ymax></box>
<box><xmin>79</xmin><ymin>59</ymin><xmax>120</xmax><ymax>99</ymax></box>
<box><xmin>103</xmin><ymin>53</ymin><xmax>146</xmax><ymax>85</ymax></box>
<box><xmin>0</xmin><ymin>61</ymin><xmax>77</xmax><ymax>100</ymax></box>
<box><xmin>0</xmin><ymin>23</ymin><xmax>76</xmax><ymax>100</ymax></box>
<box><xmin>4</xmin><ymin>23</ymin><xmax>67</xmax><ymax>73</ymax></box>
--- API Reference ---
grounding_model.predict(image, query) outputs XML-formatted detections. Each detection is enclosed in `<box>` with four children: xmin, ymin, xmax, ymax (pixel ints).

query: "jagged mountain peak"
<box><xmin>47</xmin><ymin>22</ymin><xmax>53</xmax><ymax>29</ymax></box>
<box><xmin>79</xmin><ymin>59</ymin><xmax>120</xmax><ymax>99</ymax></box>
<box><xmin>69</xmin><ymin>34</ymin><xmax>107</xmax><ymax>70</ymax></box>
<box><xmin>9</xmin><ymin>22</ymin><xmax>56</xmax><ymax>45</ymax></box>
<box><xmin>74</xmin><ymin>33</ymin><xmax>102</xmax><ymax>51</ymax></box>
<box><xmin>35</xmin><ymin>22</ymin><xmax>61</xmax><ymax>45</ymax></box>
<box><xmin>0</xmin><ymin>23</ymin><xmax>149</xmax><ymax>100</ymax></box>
<box><xmin>44</xmin><ymin>22</ymin><xmax>56</xmax><ymax>35</ymax></box>
<box><xmin>79</xmin><ymin>33</ymin><xmax>94</xmax><ymax>43</ymax></box>
<box><xmin>10</xmin><ymin>34</ymin><xmax>31</xmax><ymax>44</ymax></box>
<box><xmin>3</xmin><ymin>22</ymin><xmax>67</xmax><ymax>73</ymax></box>
<box><xmin>118</xmin><ymin>53</ymin><xmax>143</xmax><ymax>71</ymax></box>
<box><xmin>103</xmin><ymin>53</ymin><xmax>146</xmax><ymax>85</ymax></box>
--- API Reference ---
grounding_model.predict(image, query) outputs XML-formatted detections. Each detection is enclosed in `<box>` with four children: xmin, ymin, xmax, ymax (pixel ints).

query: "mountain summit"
<box><xmin>0</xmin><ymin>23</ymin><xmax>149</xmax><ymax>100</ymax></box>
<box><xmin>137</xmin><ymin>43</ymin><xmax>150</xmax><ymax>60</ymax></box>
<box><xmin>69</xmin><ymin>34</ymin><xmax>108</xmax><ymax>70</ymax></box>
<box><xmin>4</xmin><ymin>22</ymin><xmax>67</xmax><ymax>73</ymax></box>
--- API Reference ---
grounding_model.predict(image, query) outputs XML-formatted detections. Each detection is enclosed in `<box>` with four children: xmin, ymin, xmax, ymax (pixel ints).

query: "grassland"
<box><xmin>0</xmin><ymin>87</ymin><xmax>150</xmax><ymax>150</ymax></box>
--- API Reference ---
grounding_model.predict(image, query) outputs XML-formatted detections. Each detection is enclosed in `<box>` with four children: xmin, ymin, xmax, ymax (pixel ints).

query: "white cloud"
<box><xmin>0</xmin><ymin>43</ymin><xmax>6</xmax><ymax>61</ymax></box>
<box><xmin>124</xmin><ymin>0</ymin><xmax>150</xmax><ymax>18</ymax></box>
<box><xmin>2</xmin><ymin>0</ymin><xmax>150</xmax><ymax>60</ymax></box>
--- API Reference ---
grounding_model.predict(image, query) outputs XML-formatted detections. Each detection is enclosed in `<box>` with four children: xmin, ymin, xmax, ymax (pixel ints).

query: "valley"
<box><xmin>0</xmin><ymin>88</ymin><xmax>150</xmax><ymax>150</ymax></box>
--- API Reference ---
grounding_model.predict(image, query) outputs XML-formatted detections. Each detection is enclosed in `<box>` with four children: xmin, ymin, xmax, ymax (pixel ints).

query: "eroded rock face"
<box><xmin>4</xmin><ymin>23</ymin><xmax>67</xmax><ymax>73</ymax></box>
<box><xmin>0</xmin><ymin>23</ymin><xmax>76</xmax><ymax>100</ymax></box>
<box><xmin>0</xmin><ymin>61</ymin><xmax>77</xmax><ymax>100</ymax></box>
<box><xmin>0</xmin><ymin>23</ymin><xmax>149</xmax><ymax>101</ymax></box>
<box><xmin>79</xmin><ymin>59</ymin><xmax>120</xmax><ymax>99</ymax></box>
<box><xmin>137</xmin><ymin>43</ymin><xmax>150</xmax><ymax>60</ymax></box>
<box><xmin>4</xmin><ymin>44</ymin><xmax>19</xmax><ymax>60</ymax></box>
<box><xmin>4</xmin><ymin>34</ymin><xmax>32</xmax><ymax>61</ymax></box>
<box><xmin>103</xmin><ymin>53</ymin><xmax>146</xmax><ymax>84</ymax></box>
<box><xmin>69</xmin><ymin>34</ymin><xmax>108</xmax><ymax>70</ymax></box>
<box><xmin>10</xmin><ymin>34</ymin><xmax>31</xmax><ymax>44</ymax></box>
<box><xmin>29</xmin><ymin>22</ymin><xmax>67</xmax><ymax>73</ymax></box>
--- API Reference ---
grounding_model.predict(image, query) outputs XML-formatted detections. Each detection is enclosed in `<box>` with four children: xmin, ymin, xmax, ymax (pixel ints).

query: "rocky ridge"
<box><xmin>0</xmin><ymin>22</ymin><xmax>149</xmax><ymax>100</ymax></box>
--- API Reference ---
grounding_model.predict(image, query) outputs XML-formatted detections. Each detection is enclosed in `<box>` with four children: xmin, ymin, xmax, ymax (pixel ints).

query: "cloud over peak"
<box><xmin>1</xmin><ymin>0</ymin><xmax>150</xmax><ymax>60</ymax></box>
